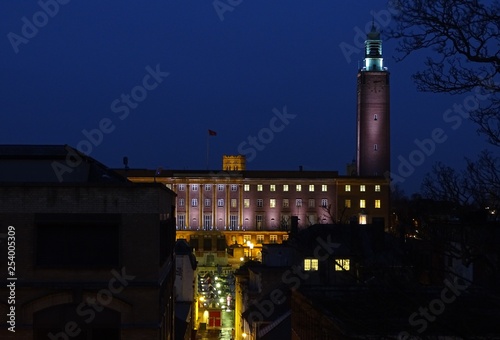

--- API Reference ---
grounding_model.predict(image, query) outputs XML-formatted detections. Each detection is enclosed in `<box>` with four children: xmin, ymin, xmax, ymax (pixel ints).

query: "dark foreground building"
<box><xmin>0</xmin><ymin>145</ymin><xmax>176</xmax><ymax>340</ymax></box>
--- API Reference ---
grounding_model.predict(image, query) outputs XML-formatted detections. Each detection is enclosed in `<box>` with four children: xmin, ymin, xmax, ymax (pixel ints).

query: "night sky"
<box><xmin>0</xmin><ymin>0</ymin><xmax>494</xmax><ymax>195</ymax></box>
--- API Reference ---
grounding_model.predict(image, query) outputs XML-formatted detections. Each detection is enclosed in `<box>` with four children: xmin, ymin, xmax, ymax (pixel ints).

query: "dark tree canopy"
<box><xmin>389</xmin><ymin>0</ymin><xmax>500</xmax><ymax>145</ymax></box>
<box><xmin>421</xmin><ymin>151</ymin><xmax>500</xmax><ymax>213</ymax></box>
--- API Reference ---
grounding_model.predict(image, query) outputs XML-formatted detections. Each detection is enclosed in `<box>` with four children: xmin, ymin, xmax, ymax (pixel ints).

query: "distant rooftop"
<box><xmin>0</xmin><ymin>144</ymin><xmax>128</xmax><ymax>183</ymax></box>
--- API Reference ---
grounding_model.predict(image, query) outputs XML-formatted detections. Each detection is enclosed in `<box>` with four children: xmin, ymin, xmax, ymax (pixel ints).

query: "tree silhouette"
<box><xmin>389</xmin><ymin>0</ymin><xmax>500</xmax><ymax>145</ymax></box>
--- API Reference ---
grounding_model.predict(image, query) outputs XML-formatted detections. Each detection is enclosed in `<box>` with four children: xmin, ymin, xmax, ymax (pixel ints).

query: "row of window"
<box><xmin>178</xmin><ymin>214</ymin><xmax>292</xmax><ymax>229</ymax></box>
<box><xmin>178</xmin><ymin>184</ymin><xmax>239</xmax><ymax>191</ymax></box>
<box><xmin>178</xmin><ymin>214</ymin><xmax>240</xmax><ymax>229</ymax></box>
<box><xmin>177</xmin><ymin>198</ymin><xmax>330</xmax><ymax>208</ymax></box>
<box><xmin>177</xmin><ymin>198</ymin><xmax>381</xmax><ymax>209</ymax></box>
<box><xmin>345</xmin><ymin>199</ymin><xmax>381</xmax><ymax>209</ymax></box>
<box><xmin>243</xmin><ymin>234</ymin><xmax>287</xmax><ymax>244</ymax></box>
<box><xmin>303</xmin><ymin>258</ymin><xmax>350</xmax><ymax>271</ymax></box>
<box><xmin>176</xmin><ymin>184</ymin><xmax>330</xmax><ymax>192</ymax></box>
<box><xmin>176</xmin><ymin>183</ymin><xmax>382</xmax><ymax>193</ymax></box>
<box><xmin>253</xmin><ymin>184</ymin><xmax>328</xmax><ymax>192</ymax></box>
<box><xmin>345</xmin><ymin>184</ymin><xmax>380</xmax><ymax>192</ymax></box>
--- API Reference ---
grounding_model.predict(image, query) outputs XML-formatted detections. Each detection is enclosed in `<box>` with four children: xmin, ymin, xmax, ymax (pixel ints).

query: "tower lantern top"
<box><xmin>362</xmin><ymin>22</ymin><xmax>385</xmax><ymax>71</ymax></box>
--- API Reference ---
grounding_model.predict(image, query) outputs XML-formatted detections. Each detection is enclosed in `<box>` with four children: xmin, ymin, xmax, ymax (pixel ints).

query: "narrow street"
<box><xmin>196</xmin><ymin>310</ymin><xmax>234</xmax><ymax>340</ymax></box>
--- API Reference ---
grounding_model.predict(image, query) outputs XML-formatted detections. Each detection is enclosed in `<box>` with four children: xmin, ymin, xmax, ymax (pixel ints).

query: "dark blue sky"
<box><xmin>0</xmin><ymin>0</ymin><xmax>493</xmax><ymax>195</ymax></box>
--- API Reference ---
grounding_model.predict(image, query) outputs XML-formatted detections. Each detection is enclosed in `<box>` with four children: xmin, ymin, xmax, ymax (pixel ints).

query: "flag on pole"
<box><xmin>208</xmin><ymin>129</ymin><xmax>217</xmax><ymax>136</ymax></box>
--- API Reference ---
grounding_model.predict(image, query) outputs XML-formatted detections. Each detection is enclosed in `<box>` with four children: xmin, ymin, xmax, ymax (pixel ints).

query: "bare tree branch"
<box><xmin>388</xmin><ymin>0</ymin><xmax>500</xmax><ymax>146</ymax></box>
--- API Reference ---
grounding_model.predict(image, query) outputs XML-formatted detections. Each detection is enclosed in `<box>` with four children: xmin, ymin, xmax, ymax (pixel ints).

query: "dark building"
<box><xmin>0</xmin><ymin>145</ymin><xmax>176</xmax><ymax>340</ymax></box>
<box><xmin>356</xmin><ymin>24</ymin><xmax>390</xmax><ymax>177</ymax></box>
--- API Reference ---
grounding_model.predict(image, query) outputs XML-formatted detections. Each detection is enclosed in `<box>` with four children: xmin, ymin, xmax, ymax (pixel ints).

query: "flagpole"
<box><xmin>206</xmin><ymin>133</ymin><xmax>209</xmax><ymax>170</ymax></box>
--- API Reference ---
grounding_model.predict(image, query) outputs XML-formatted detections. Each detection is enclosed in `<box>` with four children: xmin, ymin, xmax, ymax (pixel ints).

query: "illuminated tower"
<box><xmin>356</xmin><ymin>24</ymin><xmax>390</xmax><ymax>177</ymax></box>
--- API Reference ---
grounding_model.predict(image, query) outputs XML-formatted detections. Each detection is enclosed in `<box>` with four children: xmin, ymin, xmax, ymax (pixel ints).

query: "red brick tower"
<box><xmin>356</xmin><ymin>24</ymin><xmax>390</xmax><ymax>177</ymax></box>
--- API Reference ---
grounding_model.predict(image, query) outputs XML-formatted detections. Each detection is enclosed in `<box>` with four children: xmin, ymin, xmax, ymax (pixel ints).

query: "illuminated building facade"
<box><xmin>122</xmin><ymin>165</ymin><xmax>390</xmax><ymax>231</ymax></box>
<box><xmin>357</xmin><ymin>24</ymin><xmax>390</xmax><ymax>177</ymax></box>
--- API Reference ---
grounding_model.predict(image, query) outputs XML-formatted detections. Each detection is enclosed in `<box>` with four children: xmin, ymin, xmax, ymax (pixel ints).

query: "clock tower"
<box><xmin>356</xmin><ymin>23</ymin><xmax>390</xmax><ymax>177</ymax></box>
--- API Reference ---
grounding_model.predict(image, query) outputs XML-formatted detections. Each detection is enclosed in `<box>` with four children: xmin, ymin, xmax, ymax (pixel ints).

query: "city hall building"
<box><xmin>122</xmin><ymin>156</ymin><xmax>390</xmax><ymax>233</ymax></box>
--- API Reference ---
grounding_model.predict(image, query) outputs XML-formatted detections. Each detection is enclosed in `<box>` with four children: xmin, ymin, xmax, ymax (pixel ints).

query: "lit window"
<box><xmin>335</xmin><ymin>259</ymin><xmax>350</xmax><ymax>271</ymax></box>
<box><xmin>308</xmin><ymin>199</ymin><xmax>315</xmax><ymax>208</ymax></box>
<box><xmin>309</xmin><ymin>185</ymin><xmax>314</xmax><ymax>192</ymax></box>
<box><xmin>296</xmin><ymin>199</ymin><xmax>302</xmax><ymax>207</ymax></box>
<box><xmin>296</xmin><ymin>185</ymin><xmax>302</xmax><ymax>192</ymax></box>
<box><xmin>270</xmin><ymin>185</ymin><xmax>276</xmax><ymax>192</ymax></box>
<box><xmin>304</xmin><ymin>258</ymin><xmax>319</xmax><ymax>271</ymax></box>
<box><xmin>360</xmin><ymin>199</ymin><xmax>366</xmax><ymax>208</ymax></box>
<box><xmin>270</xmin><ymin>199</ymin><xmax>276</xmax><ymax>208</ymax></box>
<box><xmin>205</xmin><ymin>199</ymin><xmax>211</xmax><ymax>207</ymax></box>
<box><xmin>345</xmin><ymin>199</ymin><xmax>351</xmax><ymax>208</ymax></box>
<box><xmin>244</xmin><ymin>199</ymin><xmax>250</xmax><ymax>208</ymax></box>
<box><xmin>257</xmin><ymin>184</ymin><xmax>263</xmax><ymax>192</ymax></box>
<box><xmin>231</xmin><ymin>184</ymin><xmax>238</xmax><ymax>191</ymax></box>
<box><xmin>243</xmin><ymin>235</ymin><xmax>251</xmax><ymax>243</ymax></box>
<box><xmin>283</xmin><ymin>199</ymin><xmax>289</xmax><ymax>208</ymax></box>
<box><xmin>322</xmin><ymin>185</ymin><xmax>327</xmax><ymax>192</ymax></box>
<box><xmin>270</xmin><ymin>235</ymin><xmax>278</xmax><ymax>243</ymax></box>
<box><xmin>282</xmin><ymin>234</ymin><xmax>289</xmax><ymax>241</ymax></box>
<box><xmin>345</xmin><ymin>185</ymin><xmax>351</xmax><ymax>192</ymax></box>
<box><xmin>360</xmin><ymin>185</ymin><xmax>366</xmax><ymax>192</ymax></box>
<box><xmin>178</xmin><ymin>184</ymin><xmax>185</xmax><ymax>191</ymax></box>
<box><xmin>244</xmin><ymin>184</ymin><xmax>250</xmax><ymax>192</ymax></box>
<box><xmin>375</xmin><ymin>200</ymin><xmax>381</xmax><ymax>209</ymax></box>
<box><xmin>231</xmin><ymin>198</ymin><xmax>237</xmax><ymax>208</ymax></box>
<box><xmin>283</xmin><ymin>184</ymin><xmax>289</xmax><ymax>192</ymax></box>
<box><xmin>218</xmin><ymin>199</ymin><xmax>224</xmax><ymax>207</ymax></box>
<box><xmin>218</xmin><ymin>184</ymin><xmax>224</xmax><ymax>191</ymax></box>
<box><xmin>359</xmin><ymin>214</ymin><xmax>367</xmax><ymax>224</ymax></box>
<box><xmin>257</xmin><ymin>235</ymin><xmax>264</xmax><ymax>244</ymax></box>
<box><xmin>191</xmin><ymin>199</ymin><xmax>198</xmax><ymax>207</ymax></box>
<box><xmin>257</xmin><ymin>199</ymin><xmax>263</xmax><ymax>208</ymax></box>
<box><xmin>192</xmin><ymin>184</ymin><xmax>198</xmax><ymax>191</ymax></box>
<box><xmin>178</xmin><ymin>198</ymin><xmax>184</xmax><ymax>207</ymax></box>
<box><xmin>321</xmin><ymin>199</ymin><xmax>328</xmax><ymax>207</ymax></box>
<box><xmin>375</xmin><ymin>185</ymin><xmax>381</xmax><ymax>192</ymax></box>
<box><xmin>205</xmin><ymin>184</ymin><xmax>211</xmax><ymax>191</ymax></box>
